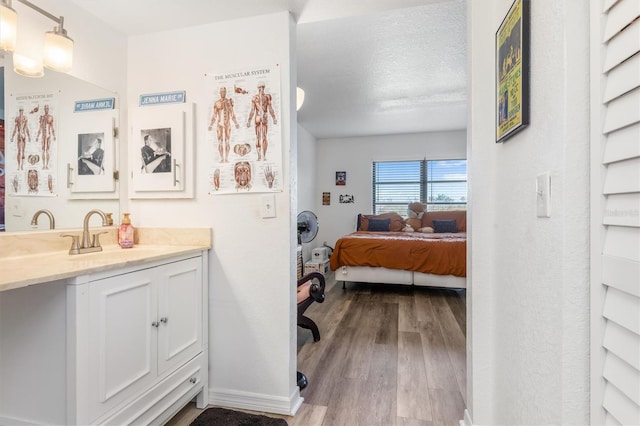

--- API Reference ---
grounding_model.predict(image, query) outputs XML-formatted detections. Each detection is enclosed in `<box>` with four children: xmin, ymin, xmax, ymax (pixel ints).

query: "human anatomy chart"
<box><xmin>205</xmin><ymin>65</ymin><xmax>282</xmax><ymax>194</ymax></box>
<box><xmin>5</xmin><ymin>92</ymin><xmax>58</xmax><ymax>197</ymax></box>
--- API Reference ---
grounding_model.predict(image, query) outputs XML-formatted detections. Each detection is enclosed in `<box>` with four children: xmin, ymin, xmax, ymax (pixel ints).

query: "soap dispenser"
<box><xmin>118</xmin><ymin>213</ymin><xmax>135</xmax><ymax>248</ymax></box>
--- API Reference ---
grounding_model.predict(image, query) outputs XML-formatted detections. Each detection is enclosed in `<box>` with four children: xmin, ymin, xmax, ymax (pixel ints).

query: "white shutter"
<box><xmin>592</xmin><ymin>0</ymin><xmax>640</xmax><ymax>424</ymax></box>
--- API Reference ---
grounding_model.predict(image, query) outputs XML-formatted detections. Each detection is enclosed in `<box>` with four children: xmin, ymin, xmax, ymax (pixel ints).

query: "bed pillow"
<box><xmin>422</xmin><ymin>210</ymin><xmax>467</xmax><ymax>232</ymax></box>
<box><xmin>367</xmin><ymin>218</ymin><xmax>391</xmax><ymax>232</ymax></box>
<box><xmin>358</xmin><ymin>212</ymin><xmax>405</xmax><ymax>232</ymax></box>
<box><xmin>432</xmin><ymin>219</ymin><xmax>457</xmax><ymax>233</ymax></box>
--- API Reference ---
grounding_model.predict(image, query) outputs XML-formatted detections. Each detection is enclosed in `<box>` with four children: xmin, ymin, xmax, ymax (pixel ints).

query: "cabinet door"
<box><xmin>87</xmin><ymin>269</ymin><xmax>158</xmax><ymax>421</ymax></box>
<box><xmin>157</xmin><ymin>257</ymin><xmax>203</xmax><ymax>376</ymax></box>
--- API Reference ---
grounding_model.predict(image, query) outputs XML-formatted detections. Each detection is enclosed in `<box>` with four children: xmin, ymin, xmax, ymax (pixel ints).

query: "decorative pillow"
<box><xmin>367</xmin><ymin>218</ymin><xmax>391</xmax><ymax>232</ymax></box>
<box><xmin>432</xmin><ymin>219</ymin><xmax>458</xmax><ymax>233</ymax></box>
<box><xmin>358</xmin><ymin>212</ymin><xmax>405</xmax><ymax>232</ymax></box>
<box><xmin>421</xmin><ymin>210</ymin><xmax>467</xmax><ymax>232</ymax></box>
<box><xmin>418</xmin><ymin>227</ymin><xmax>434</xmax><ymax>233</ymax></box>
<box><xmin>402</xmin><ymin>224</ymin><xmax>415</xmax><ymax>232</ymax></box>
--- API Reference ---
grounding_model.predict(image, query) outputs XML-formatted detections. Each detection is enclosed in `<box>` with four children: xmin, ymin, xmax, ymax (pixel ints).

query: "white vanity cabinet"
<box><xmin>0</xmin><ymin>250</ymin><xmax>208</xmax><ymax>426</ymax></box>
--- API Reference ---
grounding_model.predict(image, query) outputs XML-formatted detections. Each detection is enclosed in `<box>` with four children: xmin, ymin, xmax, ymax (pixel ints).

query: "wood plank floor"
<box><xmin>166</xmin><ymin>272</ymin><xmax>466</xmax><ymax>426</ymax></box>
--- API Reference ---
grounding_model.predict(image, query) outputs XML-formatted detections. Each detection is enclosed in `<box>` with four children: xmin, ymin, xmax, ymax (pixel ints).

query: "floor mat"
<box><xmin>190</xmin><ymin>407</ymin><xmax>288</xmax><ymax>426</ymax></box>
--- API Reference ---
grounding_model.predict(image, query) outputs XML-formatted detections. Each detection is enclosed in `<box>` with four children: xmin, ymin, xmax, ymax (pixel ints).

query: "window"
<box><xmin>372</xmin><ymin>159</ymin><xmax>467</xmax><ymax>215</ymax></box>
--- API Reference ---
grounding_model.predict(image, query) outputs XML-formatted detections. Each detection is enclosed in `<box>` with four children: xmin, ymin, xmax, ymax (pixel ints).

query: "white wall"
<box><xmin>315</xmin><ymin>131</ymin><xmax>466</xmax><ymax>248</ymax></box>
<box><xmin>297</xmin><ymin>124</ymin><xmax>317</xmax><ymax>262</ymax></box>
<box><xmin>468</xmin><ymin>0</ymin><xmax>590</xmax><ymax>424</ymax></box>
<box><xmin>127</xmin><ymin>12</ymin><xmax>301</xmax><ymax>414</ymax></box>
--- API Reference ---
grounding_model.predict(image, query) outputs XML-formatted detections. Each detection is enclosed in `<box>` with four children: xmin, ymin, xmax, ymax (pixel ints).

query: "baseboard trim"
<box><xmin>0</xmin><ymin>415</ymin><xmax>38</xmax><ymax>426</ymax></box>
<box><xmin>209</xmin><ymin>387</ymin><xmax>303</xmax><ymax>416</ymax></box>
<box><xmin>459</xmin><ymin>408</ymin><xmax>473</xmax><ymax>426</ymax></box>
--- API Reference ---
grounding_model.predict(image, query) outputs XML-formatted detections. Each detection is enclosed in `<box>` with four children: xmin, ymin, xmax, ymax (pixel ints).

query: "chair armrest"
<box><xmin>297</xmin><ymin>272</ymin><xmax>325</xmax><ymax>303</ymax></box>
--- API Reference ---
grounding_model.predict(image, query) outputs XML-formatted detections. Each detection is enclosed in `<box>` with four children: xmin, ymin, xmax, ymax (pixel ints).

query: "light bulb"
<box><xmin>0</xmin><ymin>1</ymin><xmax>17</xmax><ymax>52</ymax></box>
<box><xmin>43</xmin><ymin>27</ymin><xmax>73</xmax><ymax>72</ymax></box>
<box><xmin>13</xmin><ymin>53</ymin><xmax>44</xmax><ymax>78</ymax></box>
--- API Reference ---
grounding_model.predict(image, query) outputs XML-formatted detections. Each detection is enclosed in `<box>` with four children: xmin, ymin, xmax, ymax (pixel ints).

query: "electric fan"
<box><xmin>297</xmin><ymin>211</ymin><xmax>319</xmax><ymax>244</ymax></box>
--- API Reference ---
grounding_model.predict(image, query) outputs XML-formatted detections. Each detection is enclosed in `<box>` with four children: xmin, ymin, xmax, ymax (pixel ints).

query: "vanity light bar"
<box><xmin>0</xmin><ymin>0</ymin><xmax>73</xmax><ymax>75</ymax></box>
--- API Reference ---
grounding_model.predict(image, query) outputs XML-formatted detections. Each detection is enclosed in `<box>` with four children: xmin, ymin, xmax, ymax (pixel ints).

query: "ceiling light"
<box><xmin>296</xmin><ymin>87</ymin><xmax>305</xmax><ymax>111</ymax></box>
<box><xmin>0</xmin><ymin>0</ymin><xmax>18</xmax><ymax>52</ymax></box>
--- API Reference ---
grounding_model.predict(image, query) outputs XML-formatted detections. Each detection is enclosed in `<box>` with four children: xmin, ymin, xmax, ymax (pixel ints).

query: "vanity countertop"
<box><xmin>0</xmin><ymin>228</ymin><xmax>212</xmax><ymax>292</ymax></box>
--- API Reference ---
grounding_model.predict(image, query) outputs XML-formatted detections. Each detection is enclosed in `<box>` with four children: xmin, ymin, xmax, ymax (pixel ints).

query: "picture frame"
<box><xmin>339</xmin><ymin>194</ymin><xmax>354</xmax><ymax>204</ymax></box>
<box><xmin>67</xmin><ymin>106</ymin><xmax>118</xmax><ymax>198</ymax></box>
<box><xmin>336</xmin><ymin>171</ymin><xmax>346</xmax><ymax>185</ymax></box>
<box><xmin>129</xmin><ymin>102</ymin><xmax>195</xmax><ymax>198</ymax></box>
<box><xmin>496</xmin><ymin>0</ymin><xmax>529</xmax><ymax>143</ymax></box>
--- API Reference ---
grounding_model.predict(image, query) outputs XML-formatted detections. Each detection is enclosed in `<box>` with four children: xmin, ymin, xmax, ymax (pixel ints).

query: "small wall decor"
<box><xmin>130</xmin><ymin>102</ymin><xmax>195</xmax><ymax>198</ymax></box>
<box><xmin>339</xmin><ymin>194</ymin><xmax>354</xmax><ymax>204</ymax></box>
<box><xmin>139</xmin><ymin>91</ymin><xmax>186</xmax><ymax>106</ymax></box>
<box><xmin>74</xmin><ymin>97</ymin><xmax>115</xmax><ymax>112</ymax></box>
<box><xmin>68</xmin><ymin>100</ymin><xmax>118</xmax><ymax>196</ymax></box>
<box><xmin>496</xmin><ymin>0</ymin><xmax>529</xmax><ymax>143</ymax></box>
<box><xmin>322</xmin><ymin>192</ymin><xmax>331</xmax><ymax>206</ymax></box>
<box><xmin>336</xmin><ymin>171</ymin><xmax>346</xmax><ymax>185</ymax></box>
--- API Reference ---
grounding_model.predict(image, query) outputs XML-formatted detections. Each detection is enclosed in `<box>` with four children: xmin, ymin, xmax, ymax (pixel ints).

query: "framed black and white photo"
<box><xmin>77</xmin><ymin>132</ymin><xmax>106</xmax><ymax>176</ymax></box>
<box><xmin>130</xmin><ymin>102</ymin><xmax>194</xmax><ymax>198</ymax></box>
<box><xmin>496</xmin><ymin>0</ymin><xmax>530</xmax><ymax>143</ymax></box>
<box><xmin>68</xmin><ymin>109</ymin><xmax>117</xmax><ymax>196</ymax></box>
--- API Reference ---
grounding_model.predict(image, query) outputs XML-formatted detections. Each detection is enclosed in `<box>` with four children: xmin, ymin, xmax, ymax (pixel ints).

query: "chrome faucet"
<box><xmin>62</xmin><ymin>209</ymin><xmax>109</xmax><ymax>255</ymax></box>
<box><xmin>31</xmin><ymin>209</ymin><xmax>56</xmax><ymax>229</ymax></box>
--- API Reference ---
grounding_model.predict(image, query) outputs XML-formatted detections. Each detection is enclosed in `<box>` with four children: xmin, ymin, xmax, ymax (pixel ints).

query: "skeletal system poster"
<box><xmin>5</xmin><ymin>92</ymin><xmax>58</xmax><ymax>197</ymax></box>
<box><xmin>205</xmin><ymin>65</ymin><xmax>282</xmax><ymax>194</ymax></box>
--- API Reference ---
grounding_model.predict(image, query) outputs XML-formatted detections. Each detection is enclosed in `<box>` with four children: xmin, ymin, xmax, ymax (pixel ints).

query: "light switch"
<box><xmin>536</xmin><ymin>172</ymin><xmax>551</xmax><ymax>218</ymax></box>
<box><xmin>261</xmin><ymin>194</ymin><xmax>276</xmax><ymax>218</ymax></box>
<box><xmin>11</xmin><ymin>198</ymin><xmax>24</xmax><ymax>217</ymax></box>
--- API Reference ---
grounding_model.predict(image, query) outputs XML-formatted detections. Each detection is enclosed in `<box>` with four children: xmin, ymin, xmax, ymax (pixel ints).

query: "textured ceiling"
<box><xmin>297</xmin><ymin>2</ymin><xmax>467</xmax><ymax>138</ymax></box>
<box><xmin>69</xmin><ymin>0</ymin><xmax>467</xmax><ymax>139</ymax></box>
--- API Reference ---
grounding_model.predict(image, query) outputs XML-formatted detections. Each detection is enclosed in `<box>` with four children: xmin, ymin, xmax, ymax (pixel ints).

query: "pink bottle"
<box><xmin>118</xmin><ymin>213</ymin><xmax>135</xmax><ymax>248</ymax></box>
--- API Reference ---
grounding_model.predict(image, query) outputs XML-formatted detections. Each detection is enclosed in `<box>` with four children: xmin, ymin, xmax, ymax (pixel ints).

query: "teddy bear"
<box><xmin>406</xmin><ymin>202</ymin><xmax>427</xmax><ymax>230</ymax></box>
<box><xmin>407</xmin><ymin>202</ymin><xmax>426</xmax><ymax>218</ymax></box>
<box><xmin>402</xmin><ymin>224</ymin><xmax>415</xmax><ymax>232</ymax></box>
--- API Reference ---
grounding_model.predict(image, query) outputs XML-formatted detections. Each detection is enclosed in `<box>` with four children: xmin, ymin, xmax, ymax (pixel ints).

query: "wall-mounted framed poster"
<box><xmin>496</xmin><ymin>0</ymin><xmax>530</xmax><ymax>143</ymax></box>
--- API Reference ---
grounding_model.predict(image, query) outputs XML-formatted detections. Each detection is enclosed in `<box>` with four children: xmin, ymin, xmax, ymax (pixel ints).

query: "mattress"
<box><xmin>329</xmin><ymin>231</ymin><xmax>467</xmax><ymax>277</ymax></box>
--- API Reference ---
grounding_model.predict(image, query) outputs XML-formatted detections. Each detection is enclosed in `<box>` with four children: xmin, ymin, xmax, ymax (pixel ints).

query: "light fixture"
<box><xmin>296</xmin><ymin>87</ymin><xmax>305</xmax><ymax>111</ymax></box>
<box><xmin>0</xmin><ymin>0</ymin><xmax>73</xmax><ymax>76</ymax></box>
<box><xmin>13</xmin><ymin>52</ymin><xmax>43</xmax><ymax>77</ymax></box>
<box><xmin>0</xmin><ymin>0</ymin><xmax>18</xmax><ymax>52</ymax></box>
<box><xmin>43</xmin><ymin>18</ymin><xmax>73</xmax><ymax>72</ymax></box>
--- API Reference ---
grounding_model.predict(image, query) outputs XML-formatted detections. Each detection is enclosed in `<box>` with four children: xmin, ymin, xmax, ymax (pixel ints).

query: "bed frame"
<box><xmin>334</xmin><ymin>265</ymin><xmax>467</xmax><ymax>289</ymax></box>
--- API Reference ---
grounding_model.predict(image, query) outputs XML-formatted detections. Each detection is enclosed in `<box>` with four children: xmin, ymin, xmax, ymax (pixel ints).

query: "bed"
<box><xmin>329</xmin><ymin>208</ymin><xmax>467</xmax><ymax>289</ymax></box>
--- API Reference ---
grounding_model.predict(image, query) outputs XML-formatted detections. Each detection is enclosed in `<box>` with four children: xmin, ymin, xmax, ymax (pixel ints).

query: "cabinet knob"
<box><xmin>151</xmin><ymin>321</ymin><xmax>159</xmax><ymax>328</ymax></box>
<box><xmin>189</xmin><ymin>377</ymin><xmax>197</xmax><ymax>384</ymax></box>
<box><xmin>160</xmin><ymin>317</ymin><xmax>168</xmax><ymax>324</ymax></box>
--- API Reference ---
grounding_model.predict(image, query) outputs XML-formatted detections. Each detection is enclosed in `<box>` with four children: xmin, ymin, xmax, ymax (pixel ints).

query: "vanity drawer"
<box><xmin>95</xmin><ymin>351</ymin><xmax>205</xmax><ymax>425</ymax></box>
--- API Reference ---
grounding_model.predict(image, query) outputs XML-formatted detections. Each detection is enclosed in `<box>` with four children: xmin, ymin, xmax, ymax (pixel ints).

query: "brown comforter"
<box><xmin>330</xmin><ymin>231</ymin><xmax>466</xmax><ymax>277</ymax></box>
